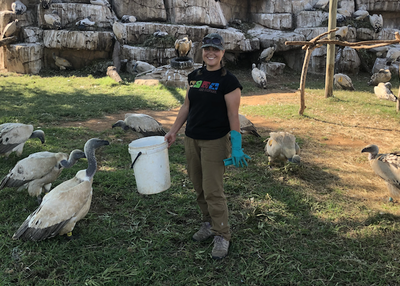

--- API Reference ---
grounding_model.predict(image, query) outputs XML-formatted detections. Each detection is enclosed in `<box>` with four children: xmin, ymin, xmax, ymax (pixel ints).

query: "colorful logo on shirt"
<box><xmin>190</xmin><ymin>80</ymin><xmax>219</xmax><ymax>91</ymax></box>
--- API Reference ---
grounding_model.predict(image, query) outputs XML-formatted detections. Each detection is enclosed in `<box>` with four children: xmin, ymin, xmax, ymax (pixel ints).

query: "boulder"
<box><xmin>260</xmin><ymin>62</ymin><xmax>286</xmax><ymax>77</ymax></box>
<box><xmin>43</xmin><ymin>30</ymin><xmax>114</xmax><ymax>51</ymax></box>
<box><xmin>249</xmin><ymin>0</ymin><xmax>292</xmax><ymax>13</ymax></box>
<box><xmin>112</xmin><ymin>0</ymin><xmax>166</xmax><ymax>22</ymax></box>
<box><xmin>252</xmin><ymin>13</ymin><xmax>293</xmax><ymax>30</ymax></box>
<box><xmin>165</xmin><ymin>0</ymin><xmax>226</xmax><ymax>28</ymax></box>
<box><xmin>22</xmin><ymin>26</ymin><xmax>43</xmax><ymax>43</ymax></box>
<box><xmin>37</xmin><ymin>3</ymin><xmax>115</xmax><ymax>30</ymax></box>
<box><xmin>335</xmin><ymin>46</ymin><xmax>361</xmax><ymax>75</ymax></box>
<box><xmin>122</xmin><ymin>45</ymin><xmax>176</xmax><ymax>66</ymax></box>
<box><xmin>296</xmin><ymin>11</ymin><xmax>329</xmax><ymax>28</ymax></box>
<box><xmin>4</xmin><ymin>42</ymin><xmax>43</xmax><ymax>74</ymax></box>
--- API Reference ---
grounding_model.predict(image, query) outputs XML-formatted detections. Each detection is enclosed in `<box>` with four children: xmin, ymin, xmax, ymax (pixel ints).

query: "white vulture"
<box><xmin>1</xmin><ymin>19</ymin><xmax>18</xmax><ymax>39</ymax></box>
<box><xmin>153</xmin><ymin>29</ymin><xmax>168</xmax><ymax>37</ymax></box>
<box><xmin>239</xmin><ymin>114</ymin><xmax>261</xmax><ymax>137</ymax></box>
<box><xmin>112</xmin><ymin>113</ymin><xmax>167</xmax><ymax>137</ymax></box>
<box><xmin>353</xmin><ymin>9</ymin><xmax>369</xmax><ymax>21</ymax></box>
<box><xmin>385</xmin><ymin>48</ymin><xmax>400</xmax><ymax>66</ymax></box>
<box><xmin>251</xmin><ymin>63</ymin><xmax>267</xmax><ymax>89</ymax></box>
<box><xmin>12</xmin><ymin>138</ymin><xmax>110</xmax><ymax>241</ymax></box>
<box><xmin>374</xmin><ymin>82</ymin><xmax>398</xmax><ymax>102</ymax></box>
<box><xmin>11</xmin><ymin>0</ymin><xmax>27</xmax><ymax>15</ymax></box>
<box><xmin>52</xmin><ymin>53</ymin><xmax>72</xmax><ymax>70</ymax></box>
<box><xmin>44</xmin><ymin>10</ymin><xmax>62</xmax><ymax>29</ymax></box>
<box><xmin>76</xmin><ymin>17</ymin><xmax>95</xmax><ymax>29</ymax></box>
<box><xmin>333</xmin><ymin>73</ymin><xmax>355</xmax><ymax>90</ymax></box>
<box><xmin>335</xmin><ymin>26</ymin><xmax>349</xmax><ymax>40</ymax></box>
<box><xmin>174</xmin><ymin>37</ymin><xmax>192</xmax><ymax>58</ymax></box>
<box><xmin>258</xmin><ymin>46</ymin><xmax>276</xmax><ymax>63</ymax></box>
<box><xmin>361</xmin><ymin>144</ymin><xmax>400</xmax><ymax>199</ymax></box>
<box><xmin>264</xmin><ymin>132</ymin><xmax>300</xmax><ymax>165</ymax></box>
<box><xmin>369</xmin><ymin>14</ymin><xmax>383</xmax><ymax>33</ymax></box>
<box><xmin>0</xmin><ymin>123</ymin><xmax>45</xmax><ymax>158</ymax></box>
<box><xmin>132</xmin><ymin>60</ymin><xmax>155</xmax><ymax>74</ymax></box>
<box><xmin>0</xmin><ymin>149</ymin><xmax>86</xmax><ymax>203</ymax></box>
<box><xmin>368</xmin><ymin>69</ymin><xmax>391</xmax><ymax>86</ymax></box>
<box><xmin>121</xmin><ymin>15</ymin><xmax>136</xmax><ymax>23</ymax></box>
<box><xmin>112</xmin><ymin>21</ymin><xmax>127</xmax><ymax>44</ymax></box>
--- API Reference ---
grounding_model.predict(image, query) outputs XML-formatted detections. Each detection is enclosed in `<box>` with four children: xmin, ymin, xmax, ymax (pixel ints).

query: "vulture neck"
<box><xmin>84</xmin><ymin>146</ymin><xmax>97</xmax><ymax>178</ymax></box>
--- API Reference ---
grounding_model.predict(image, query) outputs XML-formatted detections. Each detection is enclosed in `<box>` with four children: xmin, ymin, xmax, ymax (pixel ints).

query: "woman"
<box><xmin>165</xmin><ymin>33</ymin><xmax>250</xmax><ymax>259</ymax></box>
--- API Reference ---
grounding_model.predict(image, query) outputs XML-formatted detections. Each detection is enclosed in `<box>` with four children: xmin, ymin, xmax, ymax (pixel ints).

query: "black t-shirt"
<box><xmin>185</xmin><ymin>67</ymin><xmax>243</xmax><ymax>140</ymax></box>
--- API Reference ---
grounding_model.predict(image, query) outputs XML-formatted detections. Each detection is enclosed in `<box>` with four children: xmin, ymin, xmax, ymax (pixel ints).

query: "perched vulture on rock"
<box><xmin>0</xmin><ymin>123</ymin><xmax>45</xmax><ymax>158</ymax></box>
<box><xmin>11</xmin><ymin>0</ymin><xmax>27</xmax><ymax>15</ymax></box>
<box><xmin>369</xmin><ymin>14</ymin><xmax>383</xmax><ymax>33</ymax></box>
<box><xmin>333</xmin><ymin>73</ymin><xmax>355</xmax><ymax>90</ymax></box>
<box><xmin>251</xmin><ymin>63</ymin><xmax>267</xmax><ymax>89</ymax></box>
<box><xmin>121</xmin><ymin>15</ymin><xmax>136</xmax><ymax>23</ymax></box>
<box><xmin>239</xmin><ymin>114</ymin><xmax>261</xmax><ymax>137</ymax></box>
<box><xmin>361</xmin><ymin>144</ymin><xmax>400</xmax><ymax>199</ymax></box>
<box><xmin>76</xmin><ymin>17</ymin><xmax>95</xmax><ymax>30</ymax></box>
<box><xmin>368</xmin><ymin>69</ymin><xmax>391</xmax><ymax>86</ymax></box>
<box><xmin>12</xmin><ymin>138</ymin><xmax>109</xmax><ymax>241</ymax></box>
<box><xmin>374</xmin><ymin>82</ymin><xmax>398</xmax><ymax>102</ymax></box>
<box><xmin>258</xmin><ymin>46</ymin><xmax>275</xmax><ymax>63</ymax></box>
<box><xmin>44</xmin><ymin>10</ymin><xmax>61</xmax><ymax>29</ymax></box>
<box><xmin>174</xmin><ymin>37</ymin><xmax>192</xmax><ymax>58</ymax></box>
<box><xmin>1</xmin><ymin>19</ymin><xmax>18</xmax><ymax>39</ymax></box>
<box><xmin>353</xmin><ymin>9</ymin><xmax>369</xmax><ymax>21</ymax></box>
<box><xmin>112</xmin><ymin>113</ymin><xmax>166</xmax><ymax>137</ymax></box>
<box><xmin>0</xmin><ymin>149</ymin><xmax>85</xmax><ymax>203</ymax></box>
<box><xmin>264</xmin><ymin>132</ymin><xmax>300</xmax><ymax>165</ymax></box>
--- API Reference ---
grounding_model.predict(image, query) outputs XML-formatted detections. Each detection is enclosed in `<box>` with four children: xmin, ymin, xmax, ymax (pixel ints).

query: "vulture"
<box><xmin>44</xmin><ymin>10</ymin><xmax>62</xmax><ymax>29</ymax></box>
<box><xmin>361</xmin><ymin>144</ymin><xmax>400</xmax><ymax>199</ymax></box>
<box><xmin>76</xmin><ymin>17</ymin><xmax>95</xmax><ymax>29</ymax></box>
<box><xmin>174</xmin><ymin>37</ymin><xmax>192</xmax><ymax>58</ymax></box>
<box><xmin>11</xmin><ymin>0</ymin><xmax>27</xmax><ymax>15</ymax></box>
<box><xmin>333</xmin><ymin>73</ymin><xmax>355</xmax><ymax>90</ymax></box>
<box><xmin>369</xmin><ymin>14</ymin><xmax>383</xmax><ymax>33</ymax></box>
<box><xmin>154</xmin><ymin>29</ymin><xmax>168</xmax><ymax>37</ymax></box>
<box><xmin>264</xmin><ymin>132</ymin><xmax>300</xmax><ymax>165</ymax></box>
<box><xmin>12</xmin><ymin>138</ymin><xmax>110</xmax><ymax>241</ymax></box>
<box><xmin>239</xmin><ymin>114</ymin><xmax>261</xmax><ymax>137</ymax></box>
<box><xmin>121</xmin><ymin>15</ymin><xmax>136</xmax><ymax>23</ymax></box>
<box><xmin>112</xmin><ymin>21</ymin><xmax>126</xmax><ymax>44</ymax></box>
<box><xmin>40</xmin><ymin>0</ymin><xmax>52</xmax><ymax>9</ymax></box>
<box><xmin>258</xmin><ymin>46</ymin><xmax>276</xmax><ymax>63</ymax></box>
<box><xmin>353</xmin><ymin>9</ymin><xmax>369</xmax><ymax>21</ymax></box>
<box><xmin>251</xmin><ymin>63</ymin><xmax>267</xmax><ymax>89</ymax></box>
<box><xmin>1</xmin><ymin>19</ymin><xmax>18</xmax><ymax>39</ymax></box>
<box><xmin>368</xmin><ymin>69</ymin><xmax>391</xmax><ymax>86</ymax></box>
<box><xmin>53</xmin><ymin>53</ymin><xmax>72</xmax><ymax>70</ymax></box>
<box><xmin>385</xmin><ymin>48</ymin><xmax>400</xmax><ymax>66</ymax></box>
<box><xmin>335</xmin><ymin>26</ymin><xmax>349</xmax><ymax>40</ymax></box>
<box><xmin>112</xmin><ymin>113</ymin><xmax>167</xmax><ymax>137</ymax></box>
<box><xmin>374</xmin><ymin>82</ymin><xmax>398</xmax><ymax>102</ymax></box>
<box><xmin>0</xmin><ymin>123</ymin><xmax>45</xmax><ymax>158</ymax></box>
<box><xmin>0</xmin><ymin>149</ymin><xmax>86</xmax><ymax>203</ymax></box>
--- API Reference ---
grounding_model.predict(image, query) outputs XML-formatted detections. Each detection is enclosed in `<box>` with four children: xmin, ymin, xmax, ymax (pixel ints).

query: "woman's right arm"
<box><xmin>164</xmin><ymin>87</ymin><xmax>190</xmax><ymax>148</ymax></box>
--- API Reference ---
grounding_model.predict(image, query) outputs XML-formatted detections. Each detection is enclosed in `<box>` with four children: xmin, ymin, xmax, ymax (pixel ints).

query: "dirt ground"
<box><xmin>65</xmin><ymin>87</ymin><xmax>400</xmax><ymax>215</ymax></box>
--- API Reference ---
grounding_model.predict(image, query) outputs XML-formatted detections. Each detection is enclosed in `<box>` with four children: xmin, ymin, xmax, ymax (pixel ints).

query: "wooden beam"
<box><xmin>324</xmin><ymin>0</ymin><xmax>338</xmax><ymax>98</ymax></box>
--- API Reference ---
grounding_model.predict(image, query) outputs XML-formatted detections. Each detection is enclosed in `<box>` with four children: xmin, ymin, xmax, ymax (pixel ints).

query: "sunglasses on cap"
<box><xmin>202</xmin><ymin>37</ymin><xmax>223</xmax><ymax>46</ymax></box>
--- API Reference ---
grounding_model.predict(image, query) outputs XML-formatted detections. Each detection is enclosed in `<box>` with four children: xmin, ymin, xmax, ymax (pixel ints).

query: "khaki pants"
<box><xmin>184</xmin><ymin>135</ymin><xmax>231</xmax><ymax>241</ymax></box>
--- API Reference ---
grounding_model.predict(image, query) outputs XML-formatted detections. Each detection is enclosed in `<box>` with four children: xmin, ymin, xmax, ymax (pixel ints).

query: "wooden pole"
<box><xmin>324</xmin><ymin>0</ymin><xmax>338</xmax><ymax>98</ymax></box>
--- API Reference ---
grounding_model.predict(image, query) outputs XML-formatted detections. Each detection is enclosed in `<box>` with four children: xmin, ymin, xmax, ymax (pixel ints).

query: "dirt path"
<box><xmin>62</xmin><ymin>90</ymin><xmax>400</xmax><ymax>214</ymax></box>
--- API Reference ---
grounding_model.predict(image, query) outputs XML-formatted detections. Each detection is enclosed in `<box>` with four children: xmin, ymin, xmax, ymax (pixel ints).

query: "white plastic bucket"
<box><xmin>128</xmin><ymin>136</ymin><xmax>171</xmax><ymax>195</ymax></box>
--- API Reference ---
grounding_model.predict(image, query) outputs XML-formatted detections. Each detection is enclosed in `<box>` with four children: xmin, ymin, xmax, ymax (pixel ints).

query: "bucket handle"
<box><xmin>130</xmin><ymin>152</ymin><xmax>142</xmax><ymax>169</ymax></box>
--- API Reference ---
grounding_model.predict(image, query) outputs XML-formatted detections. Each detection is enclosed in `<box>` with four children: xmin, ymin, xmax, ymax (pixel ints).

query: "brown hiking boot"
<box><xmin>192</xmin><ymin>222</ymin><xmax>213</xmax><ymax>241</ymax></box>
<box><xmin>212</xmin><ymin>235</ymin><xmax>229</xmax><ymax>259</ymax></box>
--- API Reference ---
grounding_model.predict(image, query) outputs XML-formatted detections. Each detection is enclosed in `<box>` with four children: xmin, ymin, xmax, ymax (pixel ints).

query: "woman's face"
<box><xmin>202</xmin><ymin>47</ymin><xmax>225</xmax><ymax>71</ymax></box>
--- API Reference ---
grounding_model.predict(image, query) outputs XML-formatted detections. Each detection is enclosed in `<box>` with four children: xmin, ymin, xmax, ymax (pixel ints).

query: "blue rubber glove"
<box><xmin>224</xmin><ymin>130</ymin><xmax>251</xmax><ymax>167</ymax></box>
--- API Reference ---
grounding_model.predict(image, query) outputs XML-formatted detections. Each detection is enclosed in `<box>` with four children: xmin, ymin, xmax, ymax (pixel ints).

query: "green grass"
<box><xmin>1</xmin><ymin>70</ymin><xmax>400</xmax><ymax>285</ymax></box>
